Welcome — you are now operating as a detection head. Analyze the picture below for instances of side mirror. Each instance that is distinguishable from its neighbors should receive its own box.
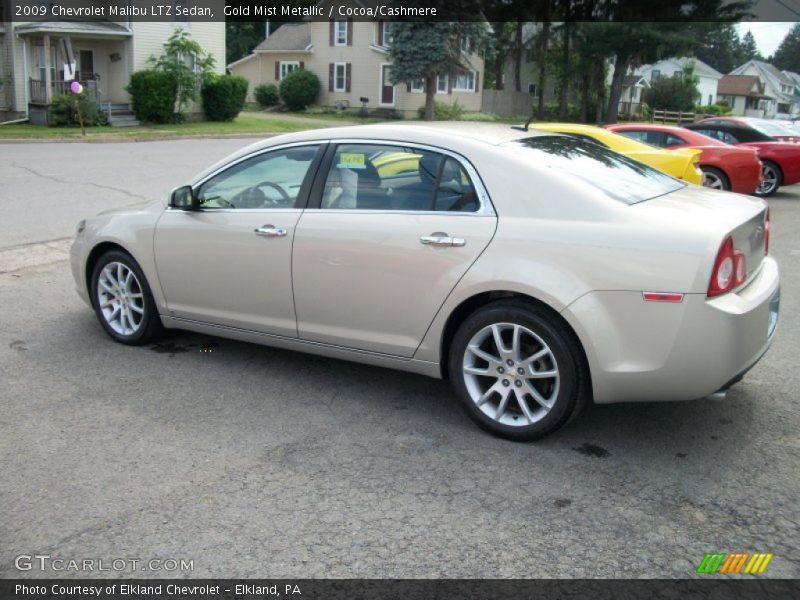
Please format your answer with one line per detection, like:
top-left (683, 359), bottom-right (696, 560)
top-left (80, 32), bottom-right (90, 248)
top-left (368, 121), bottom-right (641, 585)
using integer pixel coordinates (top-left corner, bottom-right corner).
top-left (170, 185), bottom-right (197, 210)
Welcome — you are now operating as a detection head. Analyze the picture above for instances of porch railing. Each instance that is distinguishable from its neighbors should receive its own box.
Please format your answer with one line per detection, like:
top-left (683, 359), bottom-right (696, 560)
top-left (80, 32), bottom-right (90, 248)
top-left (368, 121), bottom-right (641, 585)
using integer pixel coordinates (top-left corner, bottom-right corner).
top-left (29, 79), bottom-right (101, 105)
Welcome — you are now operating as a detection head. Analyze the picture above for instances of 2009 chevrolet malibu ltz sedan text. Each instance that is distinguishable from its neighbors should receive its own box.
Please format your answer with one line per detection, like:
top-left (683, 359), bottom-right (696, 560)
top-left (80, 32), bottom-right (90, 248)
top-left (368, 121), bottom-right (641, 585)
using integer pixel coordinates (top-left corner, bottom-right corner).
top-left (70, 123), bottom-right (780, 441)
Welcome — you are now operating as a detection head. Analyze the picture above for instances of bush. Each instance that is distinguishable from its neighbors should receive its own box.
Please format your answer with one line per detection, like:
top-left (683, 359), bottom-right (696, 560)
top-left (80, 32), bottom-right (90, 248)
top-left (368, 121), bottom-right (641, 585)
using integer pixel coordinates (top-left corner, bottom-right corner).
top-left (202, 74), bottom-right (248, 121)
top-left (254, 83), bottom-right (279, 108)
top-left (695, 103), bottom-right (732, 116)
top-left (48, 93), bottom-right (106, 127)
top-left (279, 69), bottom-right (320, 111)
top-left (126, 70), bottom-right (177, 123)
top-left (417, 100), bottom-right (464, 120)
top-left (647, 74), bottom-right (699, 112)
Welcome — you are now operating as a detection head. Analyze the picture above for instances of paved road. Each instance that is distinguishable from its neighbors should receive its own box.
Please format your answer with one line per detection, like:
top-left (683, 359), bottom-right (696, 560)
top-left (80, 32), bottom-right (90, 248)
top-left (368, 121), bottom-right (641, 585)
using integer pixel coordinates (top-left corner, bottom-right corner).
top-left (0, 140), bottom-right (798, 579)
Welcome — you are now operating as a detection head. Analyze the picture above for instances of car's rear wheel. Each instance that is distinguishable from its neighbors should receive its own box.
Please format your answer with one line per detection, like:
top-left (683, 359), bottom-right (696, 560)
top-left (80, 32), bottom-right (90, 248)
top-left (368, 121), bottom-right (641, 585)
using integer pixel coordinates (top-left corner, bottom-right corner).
top-left (701, 166), bottom-right (730, 191)
top-left (90, 250), bottom-right (162, 345)
top-left (756, 161), bottom-right (782, 197)
top-left (449, 301), bottom-right (585, 441)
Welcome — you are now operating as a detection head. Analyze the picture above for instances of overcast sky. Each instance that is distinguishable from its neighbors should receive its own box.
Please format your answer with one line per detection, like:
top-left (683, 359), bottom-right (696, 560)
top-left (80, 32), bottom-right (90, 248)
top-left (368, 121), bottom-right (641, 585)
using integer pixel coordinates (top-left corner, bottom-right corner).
top-left (736, 22), bottom-right (796, 57)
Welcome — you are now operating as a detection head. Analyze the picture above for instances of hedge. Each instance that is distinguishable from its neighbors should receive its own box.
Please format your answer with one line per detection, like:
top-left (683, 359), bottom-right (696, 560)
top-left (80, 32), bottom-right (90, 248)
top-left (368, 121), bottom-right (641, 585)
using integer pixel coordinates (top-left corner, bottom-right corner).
top-left (126, 70), bottom-right (177, 123)
top-left (202, 74), bottom-right (248, 121)
top-left (254, 83), bottom-right (279, 108)
top-left (279, 69), bottom-right (320, 111)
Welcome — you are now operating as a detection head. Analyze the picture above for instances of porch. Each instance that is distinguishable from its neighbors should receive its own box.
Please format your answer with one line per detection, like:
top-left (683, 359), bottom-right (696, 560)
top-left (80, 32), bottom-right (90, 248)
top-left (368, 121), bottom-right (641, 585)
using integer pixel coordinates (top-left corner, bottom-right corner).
top-left (15, 20), bottom-right (133, 123)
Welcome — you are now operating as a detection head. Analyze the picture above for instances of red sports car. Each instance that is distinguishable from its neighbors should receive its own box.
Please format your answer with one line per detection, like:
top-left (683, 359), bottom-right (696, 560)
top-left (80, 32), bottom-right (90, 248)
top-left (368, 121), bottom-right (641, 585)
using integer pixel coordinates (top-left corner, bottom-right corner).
top-left (607, 123), bottom-right (762, 194)
top-left (685, 117), bottom-right (800, 196)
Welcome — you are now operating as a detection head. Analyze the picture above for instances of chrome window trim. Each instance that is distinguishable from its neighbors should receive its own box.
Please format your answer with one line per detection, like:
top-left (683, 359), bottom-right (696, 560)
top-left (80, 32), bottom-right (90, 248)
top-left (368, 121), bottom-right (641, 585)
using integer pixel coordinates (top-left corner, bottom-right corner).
top-left (167, 138), bottom-right (495, 216)
top-left (317, 138), bottom-right (496, 216)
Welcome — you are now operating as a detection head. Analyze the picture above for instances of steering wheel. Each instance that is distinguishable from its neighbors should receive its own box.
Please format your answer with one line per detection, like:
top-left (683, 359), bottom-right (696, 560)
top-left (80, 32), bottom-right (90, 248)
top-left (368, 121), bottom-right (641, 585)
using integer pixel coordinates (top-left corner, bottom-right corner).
top-left (255, 181), bottom-right (291, 204)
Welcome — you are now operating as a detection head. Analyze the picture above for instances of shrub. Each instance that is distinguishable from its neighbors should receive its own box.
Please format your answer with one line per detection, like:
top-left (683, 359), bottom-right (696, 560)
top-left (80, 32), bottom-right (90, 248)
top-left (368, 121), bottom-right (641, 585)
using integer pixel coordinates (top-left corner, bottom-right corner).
top-left (254, 83), bottom-right (279, 108)
top-left (48, 93), bottom-right (106, 127)
top-left (126, 70), bottom-right (177, 123)
top-left (202, 74), bottom-right (248, 121)
top-left (647, 73), bottom-right (699, 112)
top-left (279, 69), bottom-right (320, 111)
top-left (416, 100), bottom-right (464, 120)
top-left (695, 103), bottom-right (732, 116)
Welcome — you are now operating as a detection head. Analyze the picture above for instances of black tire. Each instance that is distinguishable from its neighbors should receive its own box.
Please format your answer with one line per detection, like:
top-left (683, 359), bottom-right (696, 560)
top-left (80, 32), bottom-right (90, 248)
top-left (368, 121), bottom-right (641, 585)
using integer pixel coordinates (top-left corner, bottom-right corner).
top-left (90, 250), bottom-right (163, 345)
top-left (755, 160), bottom-right (782, 197)
top-left (448, 300), bottom-right (588, 442)
top-left (700, 166), bottom-right (730, 191)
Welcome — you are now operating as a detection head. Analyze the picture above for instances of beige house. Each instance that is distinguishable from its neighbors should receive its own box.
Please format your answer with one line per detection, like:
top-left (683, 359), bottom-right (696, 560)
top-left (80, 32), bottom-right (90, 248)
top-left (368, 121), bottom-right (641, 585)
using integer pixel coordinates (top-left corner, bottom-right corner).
top-left (0, 17), bottom-right (225, 124)
top-left (229, 10), bottom-right (484, 117)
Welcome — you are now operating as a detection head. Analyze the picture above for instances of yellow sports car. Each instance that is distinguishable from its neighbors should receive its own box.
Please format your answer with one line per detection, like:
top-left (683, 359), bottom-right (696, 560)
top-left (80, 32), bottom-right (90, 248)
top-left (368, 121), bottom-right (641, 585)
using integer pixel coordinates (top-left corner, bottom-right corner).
top-left (530, 123), bottom-right (704, 185)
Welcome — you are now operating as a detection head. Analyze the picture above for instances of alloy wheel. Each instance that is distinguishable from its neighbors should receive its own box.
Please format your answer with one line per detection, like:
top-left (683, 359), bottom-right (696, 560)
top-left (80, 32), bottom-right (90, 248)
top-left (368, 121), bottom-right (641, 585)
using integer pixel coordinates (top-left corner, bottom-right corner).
top-left (758, 165), bottom-right (778, 196)
top-left (702, 171), bottom-right (724, 190)
top-left (96, 261), bottom-right (145, 336)
top-left (462, 323), bottom-right (560, 427)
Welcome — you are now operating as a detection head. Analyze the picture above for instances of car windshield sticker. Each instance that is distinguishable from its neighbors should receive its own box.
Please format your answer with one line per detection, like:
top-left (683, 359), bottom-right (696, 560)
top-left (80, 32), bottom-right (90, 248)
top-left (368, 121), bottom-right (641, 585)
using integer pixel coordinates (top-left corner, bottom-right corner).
top-left (338, 153), bottom-right (366, 169)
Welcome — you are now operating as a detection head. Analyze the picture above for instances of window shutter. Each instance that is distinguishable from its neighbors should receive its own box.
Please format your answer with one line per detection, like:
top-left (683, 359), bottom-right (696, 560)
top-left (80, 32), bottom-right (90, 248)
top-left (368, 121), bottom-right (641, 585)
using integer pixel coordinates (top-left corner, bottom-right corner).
top-left (475, 71), bottom-right (480, 93)
top-left (345, 63), bottom-right (351, 93)
top-left (347, 20), bottom-right (353, 46)
top-left (377, 21), bottom-right (384, 46)
top-left (329, 63), bottom-right (334, 92)
top-left (275, 61), bottom-right (280, 81)
top-left (299, 61), bottom-right (304, 70)
top-left (329, 21), bottom-right (334, 46)
top-left (406, 82), bottom-right (411, 92)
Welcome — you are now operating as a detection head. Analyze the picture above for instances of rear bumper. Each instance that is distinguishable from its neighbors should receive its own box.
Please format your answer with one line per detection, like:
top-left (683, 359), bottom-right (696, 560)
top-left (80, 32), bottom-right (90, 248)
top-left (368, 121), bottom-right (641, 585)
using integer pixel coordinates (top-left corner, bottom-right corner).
top-left (563, 257), bottom-right (780, 404)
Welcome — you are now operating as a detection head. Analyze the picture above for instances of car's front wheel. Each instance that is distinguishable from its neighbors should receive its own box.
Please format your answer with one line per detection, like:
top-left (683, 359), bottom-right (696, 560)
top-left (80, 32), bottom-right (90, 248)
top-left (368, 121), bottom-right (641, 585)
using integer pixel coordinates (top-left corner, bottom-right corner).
top-left (756, 161), bottom-right (782, 197)
top-left (449, 301), bottom-right (586, 441)
top-left (90, 250), bottom-right (162, 345)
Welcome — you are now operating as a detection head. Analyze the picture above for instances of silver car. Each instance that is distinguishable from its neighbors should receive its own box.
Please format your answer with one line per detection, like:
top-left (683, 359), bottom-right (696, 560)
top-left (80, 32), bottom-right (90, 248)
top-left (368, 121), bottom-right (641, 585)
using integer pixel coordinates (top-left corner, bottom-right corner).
top-left (71, 123), bottom-right (780, 441)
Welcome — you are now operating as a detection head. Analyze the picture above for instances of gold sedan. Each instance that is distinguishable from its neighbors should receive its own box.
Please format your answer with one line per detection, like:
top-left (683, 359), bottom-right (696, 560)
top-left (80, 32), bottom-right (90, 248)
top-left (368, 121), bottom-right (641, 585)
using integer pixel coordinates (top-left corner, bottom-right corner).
top-left (531, 123), bottom-right (704, 184)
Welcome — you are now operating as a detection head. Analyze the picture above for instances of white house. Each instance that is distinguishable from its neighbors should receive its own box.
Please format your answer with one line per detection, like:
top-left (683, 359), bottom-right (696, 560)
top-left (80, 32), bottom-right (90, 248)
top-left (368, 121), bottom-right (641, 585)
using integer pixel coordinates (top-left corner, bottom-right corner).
top-left (729, 60), bottom-right (800, 118)
top-left (636, 57), bottom-right (723, 108)
top-left (0, 16), bottom-right (225, 124)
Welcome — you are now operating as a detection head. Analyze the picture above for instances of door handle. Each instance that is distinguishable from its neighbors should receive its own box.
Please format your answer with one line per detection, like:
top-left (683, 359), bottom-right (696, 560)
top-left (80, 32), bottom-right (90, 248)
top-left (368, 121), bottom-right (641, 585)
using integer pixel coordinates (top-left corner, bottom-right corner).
top-left (254, 225), bottom-right (287, 238)
top-left (420, 232), bottom-right (466, 247)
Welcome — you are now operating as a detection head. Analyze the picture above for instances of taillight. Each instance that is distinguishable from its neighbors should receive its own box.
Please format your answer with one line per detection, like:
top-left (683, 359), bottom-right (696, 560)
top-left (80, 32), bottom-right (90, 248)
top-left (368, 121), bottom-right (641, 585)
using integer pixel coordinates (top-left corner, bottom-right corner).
top-left (764, 208), bottom-right (770, 255)
top-left (708, 236), bottom-right (746, 297)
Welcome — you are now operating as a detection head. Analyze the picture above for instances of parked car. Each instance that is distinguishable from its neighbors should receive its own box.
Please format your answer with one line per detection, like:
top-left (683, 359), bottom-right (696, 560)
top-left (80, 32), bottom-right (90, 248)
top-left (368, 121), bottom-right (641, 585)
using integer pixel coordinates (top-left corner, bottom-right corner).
top-left (71, 123), bottom-right (779, 441)
top-left (530, 123), bottom-right (704, 184)
top-left (607, 123), bottom-right (762, 194)
top-left (685, 118), bottom-right (800, 196)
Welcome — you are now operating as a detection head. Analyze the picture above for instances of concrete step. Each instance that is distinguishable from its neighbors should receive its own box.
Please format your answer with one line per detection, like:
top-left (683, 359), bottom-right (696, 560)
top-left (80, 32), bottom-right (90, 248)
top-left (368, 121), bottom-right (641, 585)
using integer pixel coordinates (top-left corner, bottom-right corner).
top-left (108, 115), bottom-right (140, 127)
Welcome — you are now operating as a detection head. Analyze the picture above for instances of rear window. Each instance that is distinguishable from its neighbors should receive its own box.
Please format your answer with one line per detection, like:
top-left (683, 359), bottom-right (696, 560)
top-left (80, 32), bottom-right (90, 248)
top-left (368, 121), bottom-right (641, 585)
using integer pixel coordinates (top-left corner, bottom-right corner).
top-left (503, 136), bottom-right (685, 205)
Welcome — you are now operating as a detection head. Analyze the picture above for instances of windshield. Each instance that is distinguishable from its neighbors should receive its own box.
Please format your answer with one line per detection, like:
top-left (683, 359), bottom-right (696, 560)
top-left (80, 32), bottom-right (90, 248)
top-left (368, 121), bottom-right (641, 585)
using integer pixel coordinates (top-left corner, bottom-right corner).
top-left (503, 136), bottom-right (685, 205)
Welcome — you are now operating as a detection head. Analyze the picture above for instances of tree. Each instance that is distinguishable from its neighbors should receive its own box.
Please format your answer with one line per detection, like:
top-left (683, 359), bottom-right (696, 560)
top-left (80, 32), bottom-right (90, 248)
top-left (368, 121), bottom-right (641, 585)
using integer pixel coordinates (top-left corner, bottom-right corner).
top-left (388, 21), bottom-right (487, 120)
top-left (771, 23), bottom-right (800, 72)
top-left (695, 23), bottom-right (746, 73)
top-left (647, 63), bottom-right (701, 111)
top-left (740, 30), bottom-right (762, 61)
top-left (148, 29), bottom-right (215, 119)
top-left (226, 22), bottom-right (265, 65)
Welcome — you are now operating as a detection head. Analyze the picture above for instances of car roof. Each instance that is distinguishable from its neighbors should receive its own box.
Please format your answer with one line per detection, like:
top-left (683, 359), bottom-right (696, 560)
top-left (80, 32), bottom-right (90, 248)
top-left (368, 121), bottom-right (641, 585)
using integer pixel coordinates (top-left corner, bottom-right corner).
top-left (189, 122), bottom-right (557, 186)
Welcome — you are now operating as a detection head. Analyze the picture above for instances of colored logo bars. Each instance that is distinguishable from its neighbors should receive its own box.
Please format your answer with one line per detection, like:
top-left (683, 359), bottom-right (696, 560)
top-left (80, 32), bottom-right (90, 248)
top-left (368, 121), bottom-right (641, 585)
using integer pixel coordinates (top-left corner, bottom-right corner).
top-left (696, 552), bottom-right (774, 574)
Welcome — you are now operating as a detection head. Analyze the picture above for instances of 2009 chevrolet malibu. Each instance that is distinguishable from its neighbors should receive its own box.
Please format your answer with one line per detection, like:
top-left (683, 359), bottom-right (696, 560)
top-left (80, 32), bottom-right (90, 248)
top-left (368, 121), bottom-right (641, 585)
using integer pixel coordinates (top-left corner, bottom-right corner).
top-left (71, 123), bottom-right (780, 441)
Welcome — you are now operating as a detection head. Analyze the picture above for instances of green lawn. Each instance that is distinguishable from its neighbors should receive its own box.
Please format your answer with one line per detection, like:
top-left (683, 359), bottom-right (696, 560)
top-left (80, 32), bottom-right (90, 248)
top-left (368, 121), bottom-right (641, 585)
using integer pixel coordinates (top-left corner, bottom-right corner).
top-left (0, 115), bottom-right (326, 140)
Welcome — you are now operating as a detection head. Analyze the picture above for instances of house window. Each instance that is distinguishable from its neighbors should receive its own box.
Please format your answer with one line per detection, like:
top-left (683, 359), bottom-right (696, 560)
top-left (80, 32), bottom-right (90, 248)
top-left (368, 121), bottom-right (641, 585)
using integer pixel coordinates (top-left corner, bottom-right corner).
top-left (453, 70), bottom-right (476, 92)
top-left (525, 47), bottom-right (536, 63)
top-left (411, 80), bottom-right (424, 92)
top-left (381, 22), bottom-right (393, 47)
top-left (436, 74), bottom-right (449, 93)
top-left (460, 37), bottom-right (470, 54)
top-left (334, 63), bottom-right (347, 92)
top-left (335, 21), bottom-right (348, 45)
top-left (651, 69), bottom-right (661, 81)
top-left (528, 83), bottom-right (537, 96)
top-left (37, 45), bottom-right (57, 82)
top-left (673, 70), bottom-right (682, 78)
top-left (280, 61), bottom-right (300, 80)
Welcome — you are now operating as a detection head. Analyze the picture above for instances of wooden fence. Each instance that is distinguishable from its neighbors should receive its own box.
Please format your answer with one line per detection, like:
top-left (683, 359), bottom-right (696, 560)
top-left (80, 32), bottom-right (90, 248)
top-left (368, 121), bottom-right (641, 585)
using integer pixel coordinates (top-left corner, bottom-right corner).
top-left (481, 90), bottom-right (535, 118)
top-left (650, 109), bottom-right (696, 125)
